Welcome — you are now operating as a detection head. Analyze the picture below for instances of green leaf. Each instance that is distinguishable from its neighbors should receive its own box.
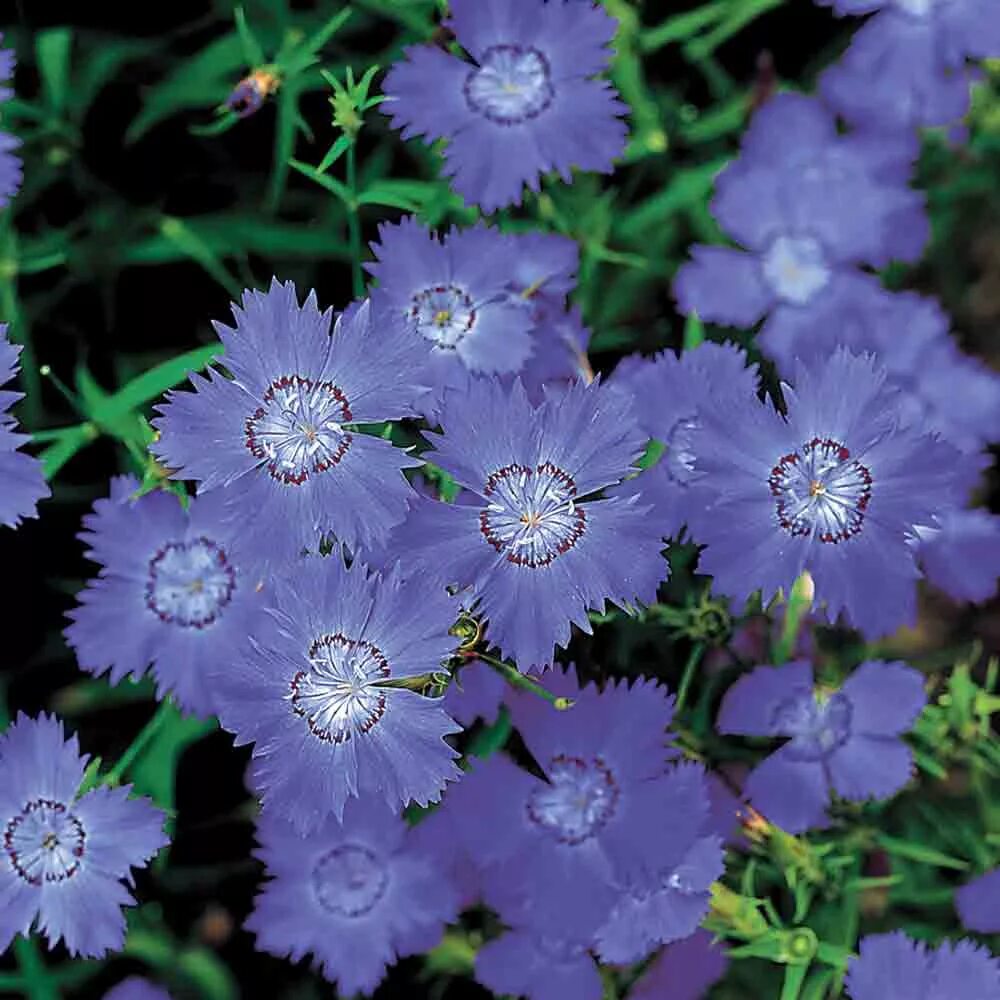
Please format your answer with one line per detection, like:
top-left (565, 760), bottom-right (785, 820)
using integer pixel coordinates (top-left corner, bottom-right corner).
top-left (234, 6), bottom-right (265, 66)
top-left (39, 424), bottom-right (97, 480)
top-left (290, 158), bottom-right (352, 204)
top-left (158, 216), bottom-right (242, 298)
top-left (683, 312), bottom-right (705, 350)
top-left (877, 833), bottom-right (970, 871)
top-left (618, 159), bottom-right (727, 240)
top-left (35, 29), bottom-right (73, 115)
top-left (281, 9), bottom-right (353, 77)
top-left (640, 1), bottom-right (728, 52)
top-left (129, 704), bottom-right (216, 811)
top-left (318, 133), bottom-right (353, 173)
top-left (466, 707), bottom-right (512, 759)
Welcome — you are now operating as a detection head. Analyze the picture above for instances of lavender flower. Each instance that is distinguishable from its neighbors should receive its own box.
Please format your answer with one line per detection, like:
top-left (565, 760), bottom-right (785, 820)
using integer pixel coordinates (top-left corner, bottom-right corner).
top-left (818, 0), bottom-right (1000, 132)
top-left (247, 799), bottom-right (458, 997)
top-left (674, 95), bottom-right (926, 352)
top-left (0, 714), bottom-right (168, 957)
top-left (475, 929), bottom-right (603, 1000)
top-left (630, 929), bottom-right (729, 1000)
top-left (444, 659), bottom-right (507, 727)
top-left (152, 281), bottom-right (426, 565)
top-left (405, 377), bottom-right (667, 669)
top-left (0, 326), bottom-right (49, 528)
top-left (718, 659), bottom-right (926, 833)
top-left (211, 554), bottom-right (461, 830)
top-left (366, 219), bottom-right (541, 382)
top-left (845, 932), bottom-right (1000, 1000)
top-left (103, 979), bottom-right (172, 1000)
top-left (65, 479), bottom-right (264, 716)
top-left (381, 0), bottom-right (627, 213)
top-left (612, 342), bottom-right (759, 537)
top-left (687, 349), bottom-right (963, 638)
top-left (957, 866), bottom-right (1000, 934)
top-left (448, 672), bottom-right (712, 938)
top-left (0, 36), bottom-right (22, 207)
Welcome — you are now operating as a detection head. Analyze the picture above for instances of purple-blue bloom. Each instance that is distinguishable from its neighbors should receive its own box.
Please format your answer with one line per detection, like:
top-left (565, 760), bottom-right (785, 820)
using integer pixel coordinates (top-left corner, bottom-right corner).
top-left (687, 349), bottom-right (964, 638)
top-left (475, 929), bottom-right (603, 1000)
top-left (630, 929), bottom-right (729, 1000)
top-left (404, 377), bottom-right (667, 670)
top-left (957, 866), bottom-right (1000, 934)
top-left (0, 326), bottom-right (49, 527)
top-left (674, 95), bottom-right (926, 351)
top-left (817, 0), bottom-right (1000, 131)
top-left (152, 280), bottom-right (426, 566)
top-left (444, 659), bottom-right (507, 727)
top-left (0, 36), bottom-right (22, 208)
top-left (65, 479), bottom-right (264, 717)
top-left (103, 979), bottom-right (172, 1000)
top-left (718, 659), bottom-right (926, 833)
top-left (246, 798), bottom-right (458, 997)
top-left (211, 554), bottom-right (462, 830)
top-left (845, 932), bottom-right (1000, 1000)
top-left (0, 714), bottom-right (168, 957)
top-left (381, 0), bottom-right (627, 213)
top-left (611, 342), bottom-right (759, 537)
top-left (448, 671), bottom-right (712, 938)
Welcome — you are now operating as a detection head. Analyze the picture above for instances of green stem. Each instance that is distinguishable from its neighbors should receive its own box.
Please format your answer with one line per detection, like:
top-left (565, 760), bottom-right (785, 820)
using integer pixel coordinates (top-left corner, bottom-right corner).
top-left (13, 936), bottom-right (58, 1000)
top-left (102, 701), bottom-right (173, 787)
top-left (675, 642), bottom-right (705, 714)
top-left (779, 962), bottom-right (808, 1000)
top-left (345, 142), bottom-right (364, 299)
top-left (773, 572), bottom-right (813, 665)
top-left (476, 653), bottom-right (574, 710)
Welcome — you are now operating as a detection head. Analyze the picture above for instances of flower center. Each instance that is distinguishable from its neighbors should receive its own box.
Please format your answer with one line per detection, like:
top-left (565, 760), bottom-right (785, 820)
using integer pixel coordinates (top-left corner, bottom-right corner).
top-left (245, 375), bottom-right (353, 486)
top-left (408, 284), bottom-right (477, 350)
top-left (464, 45), bottom-right (555, 126)
top-left (526, 755), bottom-right (619, 845)
top-left (288, 633), bottom-right (390, 744)
top-left (312, 844), bottom-right (388, 917)
top-left (479, 462), bottom-right (587, 569)
top-left (762, 236), bottom-right (831, 305)
top-left (772, 691), bottom-right (853, 761)
top-left (145, 537), bottom-right (236, 628)
top-left (4, 799), bottom-right (86, 886)
top-left (769, 437), bottom-right (873, 544)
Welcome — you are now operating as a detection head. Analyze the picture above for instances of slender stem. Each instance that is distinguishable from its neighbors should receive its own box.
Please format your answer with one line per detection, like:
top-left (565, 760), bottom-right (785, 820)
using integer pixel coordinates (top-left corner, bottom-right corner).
top-left (476, 653), bottom-right (573, 710)
top-left (345, 142), bottom-right (364, 300)
top-left (13, 936), bottom-right (58, 1000)
top-left (773, 572), bottom-right (814, 665)
top-left (675, 641), bottom-right (705, 714)
top-left (102, 701), bottom-right (173, 787)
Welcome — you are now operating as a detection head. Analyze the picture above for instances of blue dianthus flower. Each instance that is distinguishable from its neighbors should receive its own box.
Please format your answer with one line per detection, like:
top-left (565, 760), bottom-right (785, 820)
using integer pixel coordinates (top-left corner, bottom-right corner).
top-left (246, 799), bottom-right (458, 998)
top-left (444, 659), bottom-right (507, 727)
top-left (674, 96), bottom-right (926, 350)
top-left (957, 866), bottom-right (1000, 934)
top-left (152, 280), bottom-right (426, 566)
top-left (65, 478), bottom-right (264, 717)
top-left (915, 508), bottom-right (1000, 604)
top-left (718, 659), bottom-right (926, 833)
top-left (0, 36), bottom-right (22, 208)
top-left (687, 349), bottom-right (964, 637)
top-left (212, 555), bottom-right (462, 830)
top-left (818, 0), bottom-right (1000, 131)
top-left (611, 342), bottom-right (759, 538)
top-left (448, 671), bottom-right (716, 940)
top-left (0, 714), bottom-right (168, 957)
top-left (381, 0), bottom-right (627, 213)
top-left (845, 932), bottom-right (1000, 1000)
top-left (404, 377), bottom-right (667, 670)
top-left (0, 326), bottom-right (48, 527)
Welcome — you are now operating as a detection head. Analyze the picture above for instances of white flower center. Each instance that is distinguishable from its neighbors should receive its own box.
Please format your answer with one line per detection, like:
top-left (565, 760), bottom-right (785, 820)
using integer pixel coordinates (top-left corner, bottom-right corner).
top-left (408, 284), bottom-right (477, 350)
top-left (769, 437), bottom-right (873, 544)
top-left (245, 375), bottom-right (353, 486)
top-left (479, 462), bottom-right (587, 569)
top-left (289, 633), bottom-right (390, 744)
top-left (312, 844), bottom-right (388, 917)
top-left (464, 45), bottom-right (555, 126)
top-left (762, 235), bottom-right (831, 306)
top-left (526, 755), bottom-right (619, 845)
top-left (4, 799), bottom-right (86, 886)
top-left (145, 537), bottom-right (236, 628)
